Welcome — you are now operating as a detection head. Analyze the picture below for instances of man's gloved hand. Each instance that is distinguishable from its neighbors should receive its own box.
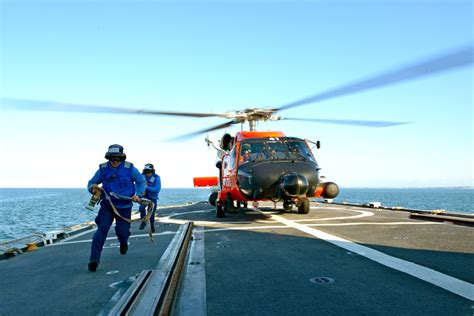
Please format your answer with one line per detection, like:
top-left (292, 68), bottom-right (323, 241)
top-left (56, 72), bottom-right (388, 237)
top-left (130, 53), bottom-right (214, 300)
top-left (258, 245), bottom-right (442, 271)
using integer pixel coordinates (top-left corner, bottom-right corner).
top-left (91, 184), bottom-right (100, 194)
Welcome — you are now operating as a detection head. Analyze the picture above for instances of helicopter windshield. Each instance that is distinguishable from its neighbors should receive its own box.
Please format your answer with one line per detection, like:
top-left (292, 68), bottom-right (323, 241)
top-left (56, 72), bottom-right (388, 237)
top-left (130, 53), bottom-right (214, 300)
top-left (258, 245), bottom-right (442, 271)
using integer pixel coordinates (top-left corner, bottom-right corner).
top-left (239, 137), bottom-right (316, 163)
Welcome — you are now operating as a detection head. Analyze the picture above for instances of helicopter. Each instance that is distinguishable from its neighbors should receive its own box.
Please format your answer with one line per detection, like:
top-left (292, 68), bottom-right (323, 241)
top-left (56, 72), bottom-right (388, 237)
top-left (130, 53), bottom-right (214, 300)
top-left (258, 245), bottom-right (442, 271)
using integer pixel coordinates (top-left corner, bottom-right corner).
top-left (1, 45), bottom-right (472, 218)
top-left (193, 125), bottom-right (341, 217)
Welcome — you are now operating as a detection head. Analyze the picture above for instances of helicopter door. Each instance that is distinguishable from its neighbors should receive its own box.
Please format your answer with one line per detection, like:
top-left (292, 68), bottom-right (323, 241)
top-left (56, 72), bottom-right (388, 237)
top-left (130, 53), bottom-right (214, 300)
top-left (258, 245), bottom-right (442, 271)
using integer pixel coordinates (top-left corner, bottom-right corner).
top-left (222, 148), bottom-right (236, 189)
top-left (221, 154), bottom-right (231, 189)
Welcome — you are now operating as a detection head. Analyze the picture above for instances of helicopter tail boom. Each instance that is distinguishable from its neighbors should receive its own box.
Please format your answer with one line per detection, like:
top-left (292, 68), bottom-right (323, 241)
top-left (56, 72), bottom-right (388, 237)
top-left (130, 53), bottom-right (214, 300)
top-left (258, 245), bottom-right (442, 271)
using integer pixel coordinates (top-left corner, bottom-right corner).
top-left (193, 177), bottom-right (219, 187)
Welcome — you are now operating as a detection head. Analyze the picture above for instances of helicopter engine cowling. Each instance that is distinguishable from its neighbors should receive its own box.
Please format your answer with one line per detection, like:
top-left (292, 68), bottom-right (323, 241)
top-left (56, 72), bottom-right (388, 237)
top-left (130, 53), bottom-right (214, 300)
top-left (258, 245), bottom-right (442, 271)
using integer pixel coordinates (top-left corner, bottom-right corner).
top-left (280, 173), bottom-right (309, 198)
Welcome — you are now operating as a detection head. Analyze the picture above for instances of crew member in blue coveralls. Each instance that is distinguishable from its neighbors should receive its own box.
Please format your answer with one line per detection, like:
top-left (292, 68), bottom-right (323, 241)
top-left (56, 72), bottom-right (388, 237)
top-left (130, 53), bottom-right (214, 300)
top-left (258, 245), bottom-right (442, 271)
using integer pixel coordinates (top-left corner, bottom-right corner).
top-left (138, 163), bottom-right (161, 233)
top-left (87, 144), bottom-right (146, 272)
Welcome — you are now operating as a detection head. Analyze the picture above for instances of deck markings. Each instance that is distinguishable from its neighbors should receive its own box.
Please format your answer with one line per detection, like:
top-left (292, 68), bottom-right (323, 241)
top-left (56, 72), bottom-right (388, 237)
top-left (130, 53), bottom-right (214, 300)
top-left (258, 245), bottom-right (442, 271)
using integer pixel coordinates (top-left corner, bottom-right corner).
top-left (306, 222), bottom-right (442, 227)
top-left (47, 231), bottom-right (177, 246)
top-left (159, 208), bottom-right (441, 233)
top-left (294, 209), bottom-right (374, 222)
top-left (159, 208), bottom-right (277, 227)
top-left (205, 225), bottom-right (291, 233)
top-left (266, 212), bottom-right (474, 301)
top-left (55, 227), bottom-right (97, 242)
top-left (203, 221), bottom-right (441, 233)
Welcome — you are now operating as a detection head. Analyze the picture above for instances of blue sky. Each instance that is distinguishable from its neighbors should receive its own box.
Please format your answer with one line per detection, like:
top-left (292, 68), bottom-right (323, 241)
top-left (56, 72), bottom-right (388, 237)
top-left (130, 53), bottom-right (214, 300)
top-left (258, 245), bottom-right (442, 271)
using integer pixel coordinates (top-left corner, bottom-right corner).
top-left (0, 0), bottom-right (472, 188)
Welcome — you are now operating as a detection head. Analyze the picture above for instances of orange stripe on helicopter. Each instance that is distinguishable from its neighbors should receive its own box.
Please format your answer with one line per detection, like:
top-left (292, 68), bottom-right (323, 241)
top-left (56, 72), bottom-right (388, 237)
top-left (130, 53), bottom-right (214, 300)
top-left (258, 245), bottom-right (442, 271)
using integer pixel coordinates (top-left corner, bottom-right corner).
top-left (235, 131), bottom-right (286, 142)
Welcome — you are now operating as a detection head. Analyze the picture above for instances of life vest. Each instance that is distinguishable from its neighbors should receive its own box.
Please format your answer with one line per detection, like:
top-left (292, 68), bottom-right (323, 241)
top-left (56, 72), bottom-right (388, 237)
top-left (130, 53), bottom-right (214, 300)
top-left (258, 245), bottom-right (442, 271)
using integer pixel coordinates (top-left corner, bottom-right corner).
top-left (99, 161), bottom-right (135, 207)
top-left (144, 173), bottom-right (160, 200)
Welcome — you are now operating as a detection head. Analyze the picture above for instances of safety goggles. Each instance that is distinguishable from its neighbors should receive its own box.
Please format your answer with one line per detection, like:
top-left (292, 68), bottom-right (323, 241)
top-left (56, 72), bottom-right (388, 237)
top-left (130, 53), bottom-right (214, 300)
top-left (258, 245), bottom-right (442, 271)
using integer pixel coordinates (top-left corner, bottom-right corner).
top-left (108, 157), bottom-right (121, 162)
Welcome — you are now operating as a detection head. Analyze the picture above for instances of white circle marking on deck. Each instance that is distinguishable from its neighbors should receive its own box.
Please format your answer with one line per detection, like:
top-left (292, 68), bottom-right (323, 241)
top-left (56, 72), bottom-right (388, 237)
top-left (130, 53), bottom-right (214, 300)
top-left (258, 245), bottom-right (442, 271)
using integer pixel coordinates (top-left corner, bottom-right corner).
top-left (294, 208), bottom-right (374, 222)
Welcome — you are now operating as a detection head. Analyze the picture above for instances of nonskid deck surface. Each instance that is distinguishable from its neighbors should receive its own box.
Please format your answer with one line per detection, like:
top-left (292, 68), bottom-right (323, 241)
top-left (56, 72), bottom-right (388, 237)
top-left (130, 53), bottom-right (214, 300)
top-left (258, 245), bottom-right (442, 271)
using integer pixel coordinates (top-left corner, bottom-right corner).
top-left (1, 201), bottom-right (473, 315)
top-left (0, 215), bottom-right (181, 315)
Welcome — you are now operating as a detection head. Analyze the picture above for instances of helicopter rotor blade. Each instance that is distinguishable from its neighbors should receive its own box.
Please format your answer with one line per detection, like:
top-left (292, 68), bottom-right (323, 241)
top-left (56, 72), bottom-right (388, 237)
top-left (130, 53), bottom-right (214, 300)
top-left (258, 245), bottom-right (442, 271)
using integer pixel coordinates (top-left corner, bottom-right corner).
top-left (0, 98), bottom-right (226, 118)
top-left (167, 120), bottom-right (236, 141)
top-left (284, 117), bottom-right (410, 127)
top-left (276, 45), bottom-right (473, 111)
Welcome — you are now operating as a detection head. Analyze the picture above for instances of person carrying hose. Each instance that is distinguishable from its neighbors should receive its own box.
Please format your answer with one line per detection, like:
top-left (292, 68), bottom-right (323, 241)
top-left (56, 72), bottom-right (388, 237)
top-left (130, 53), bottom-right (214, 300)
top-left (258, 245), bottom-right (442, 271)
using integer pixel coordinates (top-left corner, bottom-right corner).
top-left (139, 163), bottom-right (161, 233)
top-left (86, 144), bottom-right (146, 272)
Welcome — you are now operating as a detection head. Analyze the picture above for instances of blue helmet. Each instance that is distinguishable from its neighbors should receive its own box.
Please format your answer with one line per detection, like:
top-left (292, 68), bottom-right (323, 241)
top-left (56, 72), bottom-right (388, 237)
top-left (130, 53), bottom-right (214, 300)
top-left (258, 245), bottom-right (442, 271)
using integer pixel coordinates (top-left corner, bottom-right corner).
top-left (105, 144), bottom-right (126, 160)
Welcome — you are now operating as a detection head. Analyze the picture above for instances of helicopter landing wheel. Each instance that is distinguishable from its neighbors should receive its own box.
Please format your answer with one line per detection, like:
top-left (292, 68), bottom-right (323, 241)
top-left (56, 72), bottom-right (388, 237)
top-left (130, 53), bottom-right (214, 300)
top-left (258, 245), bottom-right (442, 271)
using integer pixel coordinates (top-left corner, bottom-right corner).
top-left (283, 201), bottom-right (293, 211)
top-left (224, 196), bottom-right (237, 214)
top-left (298, 198), bottom-right (310, 214)
top-left (208, 191), bottom-right (218, 207)
top-left (236, 201), bottom-right (248, 210)
top-left (216, 203), bottom-right (225, 218)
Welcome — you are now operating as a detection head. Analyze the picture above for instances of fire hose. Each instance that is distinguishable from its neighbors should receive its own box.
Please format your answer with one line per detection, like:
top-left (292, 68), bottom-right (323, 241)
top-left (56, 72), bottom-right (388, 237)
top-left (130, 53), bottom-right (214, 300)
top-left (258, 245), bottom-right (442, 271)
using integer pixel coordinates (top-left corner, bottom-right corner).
top-left (87, 187), bottom-right (156, 243)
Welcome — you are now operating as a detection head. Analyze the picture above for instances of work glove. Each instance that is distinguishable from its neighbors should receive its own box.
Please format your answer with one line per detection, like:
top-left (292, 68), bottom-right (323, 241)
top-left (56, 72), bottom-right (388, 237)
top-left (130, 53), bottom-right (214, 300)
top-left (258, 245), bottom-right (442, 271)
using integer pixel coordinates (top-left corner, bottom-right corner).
top-left (90, 184), bottom-right (100, 194)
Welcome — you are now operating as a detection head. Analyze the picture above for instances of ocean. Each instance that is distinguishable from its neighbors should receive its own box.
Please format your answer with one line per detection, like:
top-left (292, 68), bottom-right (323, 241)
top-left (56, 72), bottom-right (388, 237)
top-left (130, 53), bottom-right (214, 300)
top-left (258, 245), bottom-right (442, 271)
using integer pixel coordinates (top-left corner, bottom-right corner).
top-left (0, 188), bottom-right (472, 242)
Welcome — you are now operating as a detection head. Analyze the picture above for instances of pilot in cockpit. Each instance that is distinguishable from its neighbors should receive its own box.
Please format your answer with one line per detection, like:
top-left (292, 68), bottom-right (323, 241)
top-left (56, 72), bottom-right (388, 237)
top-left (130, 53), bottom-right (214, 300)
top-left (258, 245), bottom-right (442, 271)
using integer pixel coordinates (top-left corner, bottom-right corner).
top-left (240, 144), bottom-right (252, 163)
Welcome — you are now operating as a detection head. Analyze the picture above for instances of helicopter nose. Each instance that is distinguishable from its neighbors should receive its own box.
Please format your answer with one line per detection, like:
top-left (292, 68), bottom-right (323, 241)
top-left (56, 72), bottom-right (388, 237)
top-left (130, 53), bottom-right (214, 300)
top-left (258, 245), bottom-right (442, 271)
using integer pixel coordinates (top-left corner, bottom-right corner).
top-left (280, 173), bottom-right (309, 197)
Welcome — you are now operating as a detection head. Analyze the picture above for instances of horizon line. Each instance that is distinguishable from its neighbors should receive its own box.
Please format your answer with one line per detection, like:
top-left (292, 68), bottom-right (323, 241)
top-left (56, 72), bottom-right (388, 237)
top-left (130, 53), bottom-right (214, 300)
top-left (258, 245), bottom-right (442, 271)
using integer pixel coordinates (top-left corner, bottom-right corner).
top-left (0, 186), bottom-right (472, 190)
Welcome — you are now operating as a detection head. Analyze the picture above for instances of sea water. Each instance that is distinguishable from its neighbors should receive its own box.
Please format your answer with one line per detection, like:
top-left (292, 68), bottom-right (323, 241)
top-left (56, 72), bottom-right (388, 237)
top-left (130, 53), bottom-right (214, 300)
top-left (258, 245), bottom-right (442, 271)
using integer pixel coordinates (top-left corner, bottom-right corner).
top-left (0, 188), bottom-right (209, 242)
top-left (0, 188), bottom-right (472, 242)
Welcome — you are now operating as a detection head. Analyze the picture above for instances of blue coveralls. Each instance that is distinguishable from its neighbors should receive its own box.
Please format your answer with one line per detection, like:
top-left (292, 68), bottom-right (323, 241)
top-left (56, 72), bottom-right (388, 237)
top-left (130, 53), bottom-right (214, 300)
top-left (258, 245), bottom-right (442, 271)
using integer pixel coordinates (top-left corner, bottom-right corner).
top-left (87, 161), bottom-right (146, 263)
top-left (139, 173), bottom-right (161, 225)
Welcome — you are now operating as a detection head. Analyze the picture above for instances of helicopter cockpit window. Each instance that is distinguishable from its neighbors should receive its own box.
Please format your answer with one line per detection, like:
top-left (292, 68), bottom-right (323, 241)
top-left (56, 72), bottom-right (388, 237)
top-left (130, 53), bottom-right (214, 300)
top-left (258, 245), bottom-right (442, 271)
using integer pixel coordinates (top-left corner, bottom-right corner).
top-left (265, 142), bottom-right (288, 160)
top-left (240, 144), bottom-right (252, 163)
top-left (239, 138), bottom-right (316, 163)
top-left (286, 140), bottom-right (316, 162)
top-left (239, 142), bottom-right (265, 163)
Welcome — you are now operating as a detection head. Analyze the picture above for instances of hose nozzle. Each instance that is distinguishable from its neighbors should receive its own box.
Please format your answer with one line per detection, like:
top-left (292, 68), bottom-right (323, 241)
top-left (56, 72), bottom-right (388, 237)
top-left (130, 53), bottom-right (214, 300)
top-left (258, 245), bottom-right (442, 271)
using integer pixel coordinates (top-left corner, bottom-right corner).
top-left (86, 190), bottom-right (101, 210)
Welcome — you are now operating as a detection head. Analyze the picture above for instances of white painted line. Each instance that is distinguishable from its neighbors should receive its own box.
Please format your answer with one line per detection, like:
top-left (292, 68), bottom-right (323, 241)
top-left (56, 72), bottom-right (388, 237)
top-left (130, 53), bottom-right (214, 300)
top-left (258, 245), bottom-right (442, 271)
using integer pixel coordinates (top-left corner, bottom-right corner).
top-left (205, 225), bottom-right (291, 233)
top-left (47, 231), bottom-right (177, 246)
top-left (164, 210), bottom-right (214, 218)
top-left (159, 218), bottom-right (189, 225)
top-left (50, 227), bottom-right (97, 244)
top-left (310, 205), bottom-right (367, 210)
top-left (295, 209), bottom-right (374, 222)
top-left (306, 222), bottom-right (443, 227)
top-left (158, 210), bottom-right (213, 225)
top-left (159, 208), bottom-right (278, 227)
top-left (155, 202), bottom-right (202, 209)
top-left (268, 213), bottom-right (474, 301)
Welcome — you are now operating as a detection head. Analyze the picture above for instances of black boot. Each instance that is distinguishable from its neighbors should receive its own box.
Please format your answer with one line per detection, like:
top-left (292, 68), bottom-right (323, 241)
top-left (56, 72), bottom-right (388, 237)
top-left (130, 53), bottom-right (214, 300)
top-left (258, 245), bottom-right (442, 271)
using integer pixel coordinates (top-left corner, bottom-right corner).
top-left (120, 243), bottom-right (128, 255)
top-left (88, 260), bottom-right (99, 272)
